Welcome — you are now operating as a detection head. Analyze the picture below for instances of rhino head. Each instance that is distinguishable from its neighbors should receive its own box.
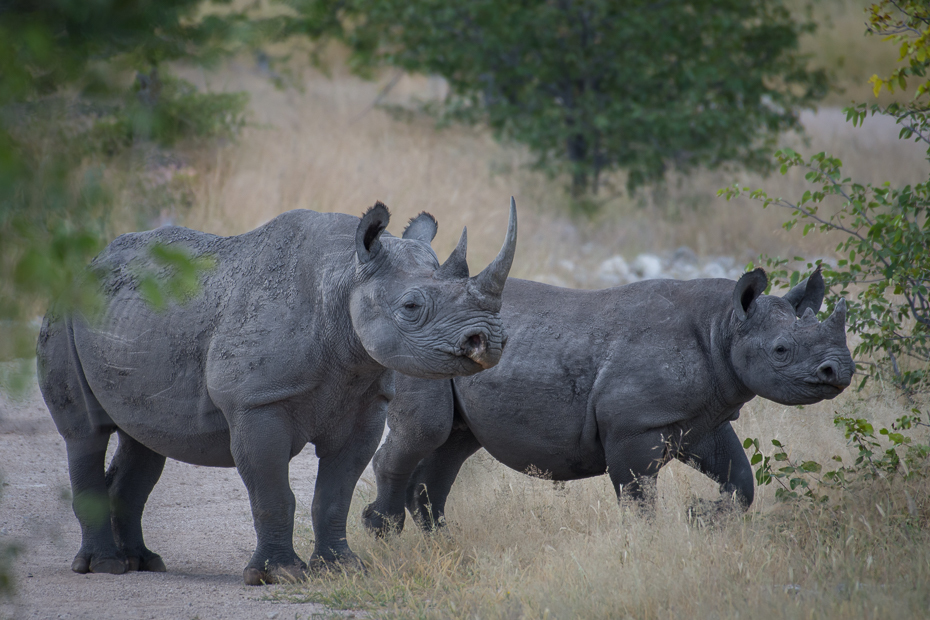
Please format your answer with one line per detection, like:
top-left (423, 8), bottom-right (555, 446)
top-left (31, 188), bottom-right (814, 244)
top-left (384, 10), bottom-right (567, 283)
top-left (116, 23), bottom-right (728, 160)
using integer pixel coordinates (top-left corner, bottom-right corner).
top-left (730, 267), bottom-right (855, 405)
top-left (349, 198), bottom-right (517, 379)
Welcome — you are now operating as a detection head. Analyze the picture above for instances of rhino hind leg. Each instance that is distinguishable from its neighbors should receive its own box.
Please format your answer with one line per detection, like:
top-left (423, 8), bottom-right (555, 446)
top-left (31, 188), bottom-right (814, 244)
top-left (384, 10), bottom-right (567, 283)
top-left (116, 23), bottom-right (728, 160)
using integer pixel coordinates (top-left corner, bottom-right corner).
top-left (39, 317), bottom-right (126, 574)
top-left (64, 432), bottom-right (127, 575)
top-left (405, 425), bottom-right (482, 532)
top-left (105, 430), bottom-right (167, 572)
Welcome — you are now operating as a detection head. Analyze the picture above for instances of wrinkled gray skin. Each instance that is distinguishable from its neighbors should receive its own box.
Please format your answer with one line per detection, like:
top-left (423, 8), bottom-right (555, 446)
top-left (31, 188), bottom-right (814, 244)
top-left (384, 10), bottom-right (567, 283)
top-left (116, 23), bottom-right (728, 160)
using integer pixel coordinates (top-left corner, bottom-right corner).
top-left (37, 200), bottom-right (518, 585)
top-left (362, 267), bottom-right (855, 535)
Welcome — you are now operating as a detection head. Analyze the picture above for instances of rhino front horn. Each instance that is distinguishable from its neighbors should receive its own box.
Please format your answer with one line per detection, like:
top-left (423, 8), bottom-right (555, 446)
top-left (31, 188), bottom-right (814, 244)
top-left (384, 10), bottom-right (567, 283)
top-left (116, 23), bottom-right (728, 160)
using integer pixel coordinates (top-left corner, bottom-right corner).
top-left (472, 197), bottom-right (518, 298)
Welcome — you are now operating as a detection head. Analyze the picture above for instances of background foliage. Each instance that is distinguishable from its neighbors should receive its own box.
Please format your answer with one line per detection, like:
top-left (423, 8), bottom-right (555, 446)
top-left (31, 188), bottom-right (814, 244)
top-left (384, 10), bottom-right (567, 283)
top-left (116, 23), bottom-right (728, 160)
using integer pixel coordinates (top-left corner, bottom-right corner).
top-left (723, 0), bottom-right (930, 513)
top-left (0, 0), bottom-right (259, 362)
top-left (282, 0), bottom-right (829, 198)
top-left (722, 0), bottom-right (930, 393)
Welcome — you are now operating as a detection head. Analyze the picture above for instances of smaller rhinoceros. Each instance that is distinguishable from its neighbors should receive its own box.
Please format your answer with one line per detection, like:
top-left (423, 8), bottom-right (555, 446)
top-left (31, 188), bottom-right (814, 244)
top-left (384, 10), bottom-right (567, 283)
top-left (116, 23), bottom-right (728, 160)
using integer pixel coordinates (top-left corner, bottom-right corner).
top-left (37, 199), bottom-right (517, 584)
top-left (362, 267), bottom-right (854, 534)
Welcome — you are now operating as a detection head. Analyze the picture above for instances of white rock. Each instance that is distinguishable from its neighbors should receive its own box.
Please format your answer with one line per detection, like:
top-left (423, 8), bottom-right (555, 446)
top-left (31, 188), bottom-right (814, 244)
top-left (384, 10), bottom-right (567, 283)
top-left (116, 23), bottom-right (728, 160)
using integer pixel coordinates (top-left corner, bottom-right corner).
top-left (672, 246), bottom-right (698, 266)
top-left (669, 263), bottom-right (701, 281)
top-left (702, 261), bottom-right (727, 279)
top-left (535, 274), bottom-right (569, 288)
top-left (597, 255), bottom-right (630, 285)
top-left (632, 254), bottom-right (663, 280)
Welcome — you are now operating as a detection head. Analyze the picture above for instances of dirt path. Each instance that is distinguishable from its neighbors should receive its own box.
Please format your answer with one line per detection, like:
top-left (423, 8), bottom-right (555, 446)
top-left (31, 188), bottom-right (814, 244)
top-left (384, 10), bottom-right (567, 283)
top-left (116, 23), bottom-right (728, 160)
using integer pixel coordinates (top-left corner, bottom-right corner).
top-left (0, 381), bottom-right (355, 620)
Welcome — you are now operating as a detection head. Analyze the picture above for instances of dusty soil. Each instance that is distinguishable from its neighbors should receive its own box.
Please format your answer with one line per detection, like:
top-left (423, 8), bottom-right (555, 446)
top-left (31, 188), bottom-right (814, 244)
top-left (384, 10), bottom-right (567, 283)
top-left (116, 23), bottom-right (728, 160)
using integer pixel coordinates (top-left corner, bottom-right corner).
top-left (0, 381), bottom-right (358, 620)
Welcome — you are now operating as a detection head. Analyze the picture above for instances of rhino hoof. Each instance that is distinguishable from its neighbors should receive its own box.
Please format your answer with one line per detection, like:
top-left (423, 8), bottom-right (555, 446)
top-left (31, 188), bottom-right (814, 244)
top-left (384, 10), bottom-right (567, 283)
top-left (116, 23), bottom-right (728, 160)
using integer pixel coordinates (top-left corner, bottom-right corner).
top-left (243, 567), bottom-right (267, 586)
top-left (86, 556), bottom-right (128, 575)
top-left (361, 504), bottom-right (401, 538)
top-left (71, 556), bottom-right (90, 574)
top-left (308, 553), bottom-right (366, 575)
top-left (127, 553), bottom-right (166, 573)
top-left (243, 561), bottom-right (307, 586)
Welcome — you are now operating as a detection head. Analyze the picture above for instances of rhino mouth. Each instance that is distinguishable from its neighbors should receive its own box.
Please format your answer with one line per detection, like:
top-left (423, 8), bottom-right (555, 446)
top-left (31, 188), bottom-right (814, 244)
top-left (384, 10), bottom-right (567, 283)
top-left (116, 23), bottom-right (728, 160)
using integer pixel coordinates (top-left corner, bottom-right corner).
top-left (803, 380), bottom-right (848, 397)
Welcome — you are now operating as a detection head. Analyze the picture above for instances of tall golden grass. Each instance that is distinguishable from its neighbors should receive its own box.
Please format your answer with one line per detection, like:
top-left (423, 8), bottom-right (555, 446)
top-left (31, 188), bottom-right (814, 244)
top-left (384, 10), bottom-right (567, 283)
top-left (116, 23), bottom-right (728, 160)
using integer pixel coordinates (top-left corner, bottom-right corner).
top-left (273, 390), bottom-right (930, 619)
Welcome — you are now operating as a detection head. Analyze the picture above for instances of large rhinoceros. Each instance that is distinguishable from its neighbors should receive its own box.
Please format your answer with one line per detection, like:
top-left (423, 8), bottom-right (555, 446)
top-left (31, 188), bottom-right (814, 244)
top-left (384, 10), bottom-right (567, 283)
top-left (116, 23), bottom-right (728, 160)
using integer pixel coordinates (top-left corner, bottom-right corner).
top-left (37, 199), bottom-right (517, 585)
top-left (362, 267), bottom-right (855, 534)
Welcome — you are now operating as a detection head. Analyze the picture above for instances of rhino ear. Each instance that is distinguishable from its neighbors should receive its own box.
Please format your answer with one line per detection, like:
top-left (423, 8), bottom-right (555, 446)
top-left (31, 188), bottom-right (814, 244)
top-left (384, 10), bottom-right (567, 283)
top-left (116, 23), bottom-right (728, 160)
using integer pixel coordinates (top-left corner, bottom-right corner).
top-left (402, 212), bottom-right (438, 243)
top-left (356, 201), bottom-right (390, 264)
top-left (733, 268), bottom-right (768, 322)
top-left (783, 265), bottom-right (824, 317)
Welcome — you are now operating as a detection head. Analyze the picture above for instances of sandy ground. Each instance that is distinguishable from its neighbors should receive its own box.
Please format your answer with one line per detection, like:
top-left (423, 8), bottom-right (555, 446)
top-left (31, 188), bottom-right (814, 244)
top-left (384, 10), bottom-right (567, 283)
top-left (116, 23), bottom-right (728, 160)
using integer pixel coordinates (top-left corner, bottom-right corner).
top-left (0, 380), bottom-right (359, 620)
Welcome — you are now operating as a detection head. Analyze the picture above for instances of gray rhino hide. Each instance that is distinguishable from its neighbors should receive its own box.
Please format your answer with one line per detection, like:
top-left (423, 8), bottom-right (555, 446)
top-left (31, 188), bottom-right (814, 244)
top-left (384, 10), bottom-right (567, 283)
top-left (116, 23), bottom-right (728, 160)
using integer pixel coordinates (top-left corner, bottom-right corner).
top-left (363, 268), bottom-right (854, 534)
top-left (37, 202), bottom-right (517, 584)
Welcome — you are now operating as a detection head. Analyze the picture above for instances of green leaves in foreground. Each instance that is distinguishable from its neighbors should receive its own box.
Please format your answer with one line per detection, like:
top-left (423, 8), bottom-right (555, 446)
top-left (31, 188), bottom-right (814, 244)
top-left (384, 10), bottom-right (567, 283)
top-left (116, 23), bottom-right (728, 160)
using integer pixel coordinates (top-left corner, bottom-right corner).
top-left (744, 409), bottom-right (930, 504)
top-left (135, 243), bottom-right (217, 312)
top-left (720, 143), bottom-right (930, 391)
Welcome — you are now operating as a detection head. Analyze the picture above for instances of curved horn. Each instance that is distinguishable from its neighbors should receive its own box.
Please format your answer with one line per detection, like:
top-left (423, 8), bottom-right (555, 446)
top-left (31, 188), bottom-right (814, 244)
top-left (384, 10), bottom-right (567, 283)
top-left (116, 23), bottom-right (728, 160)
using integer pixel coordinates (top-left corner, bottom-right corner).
top-left (436, 227), bottom-right (469, 279)
top-left (473, 196), bottom-right (518, 298)
top-left (824, 298), bottom-right (847, 329)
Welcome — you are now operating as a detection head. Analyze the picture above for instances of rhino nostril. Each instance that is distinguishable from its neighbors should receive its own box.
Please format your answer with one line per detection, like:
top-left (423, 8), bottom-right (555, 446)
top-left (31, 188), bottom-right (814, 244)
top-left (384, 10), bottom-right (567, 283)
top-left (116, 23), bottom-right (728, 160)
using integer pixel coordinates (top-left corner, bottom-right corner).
top-left (816, 360), bottom-right (845, 385)
top-left (460, 331), bottom-right (488, 356)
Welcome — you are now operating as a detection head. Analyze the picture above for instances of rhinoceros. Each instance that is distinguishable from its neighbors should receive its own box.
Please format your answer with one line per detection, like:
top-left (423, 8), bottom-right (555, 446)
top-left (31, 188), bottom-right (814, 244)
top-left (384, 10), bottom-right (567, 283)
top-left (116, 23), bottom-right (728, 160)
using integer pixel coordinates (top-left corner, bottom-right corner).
top-left (362, 267), bottom-right (855, 534)
top-left (37, 199), bottom-right (517, 584)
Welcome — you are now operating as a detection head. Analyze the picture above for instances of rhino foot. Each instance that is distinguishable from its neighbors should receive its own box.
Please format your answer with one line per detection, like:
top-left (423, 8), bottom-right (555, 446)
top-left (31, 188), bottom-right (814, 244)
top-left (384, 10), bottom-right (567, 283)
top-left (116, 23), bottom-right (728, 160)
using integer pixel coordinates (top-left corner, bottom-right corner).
top-left (72, 554), bottom-right (128, 575)
top-left (126, 552), bottom-right (167, 573)
top-left (361, 504), bottom-right (403, 538)
top-left (686, 497), bottom-right (741, 525)
top-left (243, 559), bottom-right (308, 586)
top-left (308, 551), bottom-right (366, 575)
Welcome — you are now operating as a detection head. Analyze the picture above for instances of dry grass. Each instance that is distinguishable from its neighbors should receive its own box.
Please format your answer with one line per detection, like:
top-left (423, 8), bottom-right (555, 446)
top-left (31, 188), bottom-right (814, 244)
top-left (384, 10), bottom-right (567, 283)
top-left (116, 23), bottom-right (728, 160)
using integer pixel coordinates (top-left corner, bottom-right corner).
top-left (276, 389), bottom-right (930, 620)
top-left (87, 10), bottom-right (928, 617)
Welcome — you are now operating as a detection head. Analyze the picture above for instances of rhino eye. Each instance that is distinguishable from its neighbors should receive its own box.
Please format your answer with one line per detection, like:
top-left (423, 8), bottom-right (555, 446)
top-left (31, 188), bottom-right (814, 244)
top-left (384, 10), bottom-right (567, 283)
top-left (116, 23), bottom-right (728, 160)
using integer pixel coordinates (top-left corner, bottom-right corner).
top-left (404, 302), bottom-right (421, 311)
top-left (772, 343), bottom-right (791, 359)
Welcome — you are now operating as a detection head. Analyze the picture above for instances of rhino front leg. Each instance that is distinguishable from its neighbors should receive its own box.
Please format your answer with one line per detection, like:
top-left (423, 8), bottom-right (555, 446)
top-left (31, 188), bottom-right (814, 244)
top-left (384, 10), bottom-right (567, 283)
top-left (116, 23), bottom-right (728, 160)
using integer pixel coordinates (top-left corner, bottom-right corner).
top-left (602, 429), bottom-right (667, 506)
top-left (106, 430), bottom-right (167, 572)
top-left (231, 409), bottom-right (306, 586)
top-left (363, 378), bottom-right (455, 537)
top-left (678, 422), bottom-right (754, 509)
top-left (405, 425), bottom-right (482, 531)
top-left (310, 413), bottom-right (384, 571)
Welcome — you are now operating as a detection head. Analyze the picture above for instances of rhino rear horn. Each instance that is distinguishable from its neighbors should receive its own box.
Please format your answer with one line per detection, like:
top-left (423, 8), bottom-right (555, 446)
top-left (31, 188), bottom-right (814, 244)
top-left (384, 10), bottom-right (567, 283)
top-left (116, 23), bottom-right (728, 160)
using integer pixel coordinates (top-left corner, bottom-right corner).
top-left (402, 212), bottom-right (438, 243)
top-left (357, 201), bottom-right (390, 264)
top-left (784, 265), bottom-right (825, 317)
top-left (472, 197), bottom-right (518, 298)
top-left (733, 268), bottom-right (767, 322)
top-left (437, 227), bottom-right (469, 279)
top-left (824, 298), bottom-right (847, 330)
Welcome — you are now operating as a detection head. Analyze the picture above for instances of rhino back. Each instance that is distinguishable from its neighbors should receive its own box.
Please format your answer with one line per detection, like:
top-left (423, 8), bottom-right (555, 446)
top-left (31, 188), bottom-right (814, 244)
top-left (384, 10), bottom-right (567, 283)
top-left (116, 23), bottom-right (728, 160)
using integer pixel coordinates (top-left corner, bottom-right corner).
top-left (71, 210), bottom-right (363, 464)
top-left (455, 277), bottom-right (740, 479)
